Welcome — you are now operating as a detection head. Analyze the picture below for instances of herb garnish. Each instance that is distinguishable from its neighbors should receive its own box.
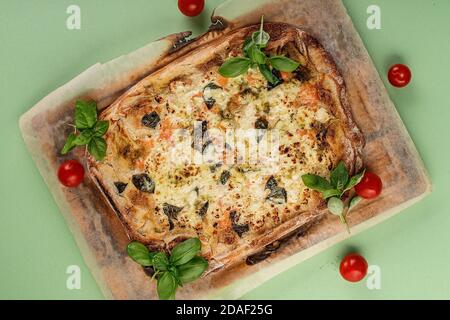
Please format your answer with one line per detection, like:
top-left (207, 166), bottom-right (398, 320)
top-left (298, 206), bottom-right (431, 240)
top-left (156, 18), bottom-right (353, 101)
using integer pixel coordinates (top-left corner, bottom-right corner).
top-left (127, 238), bottom-right (208, 300)
top-left (218, 16), bottom-right (300, 85)
top-left (61, 100), bottom-right (108, 161)
top-left (301, 161), bottom-right (365, 232)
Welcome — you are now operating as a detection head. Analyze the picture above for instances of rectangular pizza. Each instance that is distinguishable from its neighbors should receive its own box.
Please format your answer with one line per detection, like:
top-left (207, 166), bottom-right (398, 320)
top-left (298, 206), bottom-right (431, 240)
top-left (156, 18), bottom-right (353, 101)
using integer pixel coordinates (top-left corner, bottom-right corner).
top-left (87, 22), bottom-right (364, 271)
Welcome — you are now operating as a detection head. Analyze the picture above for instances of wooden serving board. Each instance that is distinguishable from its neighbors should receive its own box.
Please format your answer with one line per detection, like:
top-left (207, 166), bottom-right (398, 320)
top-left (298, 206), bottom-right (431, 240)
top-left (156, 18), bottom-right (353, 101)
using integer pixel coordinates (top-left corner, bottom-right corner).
top-left (19, 0), bottom-right (431, 299)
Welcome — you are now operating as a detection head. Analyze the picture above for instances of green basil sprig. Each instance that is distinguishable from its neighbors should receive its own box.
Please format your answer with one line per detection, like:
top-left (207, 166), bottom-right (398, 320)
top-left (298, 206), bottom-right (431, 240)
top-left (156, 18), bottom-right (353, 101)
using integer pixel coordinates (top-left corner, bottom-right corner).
top-left (126, 242), bottom-right (154, 266)
top-left (218, 16), bottom-right (300, 85)
top-left (301, 161), bottom-right (365, 232)
top-left (218, 57), bottom-right (251, 77)
top-left (61, 100), bottom-right (108, 161)
top-left (127, 238), bottom-right (208, 300)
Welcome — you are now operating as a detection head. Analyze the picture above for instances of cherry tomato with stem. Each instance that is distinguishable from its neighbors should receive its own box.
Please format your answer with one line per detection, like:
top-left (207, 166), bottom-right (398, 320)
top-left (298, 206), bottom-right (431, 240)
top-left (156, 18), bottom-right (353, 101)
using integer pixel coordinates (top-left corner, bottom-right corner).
top-left (355, 172), bottom-right (382, 200)
top-left (178, 0), bottom-right (205, 17)
top-left (388, 64), bottom-right (411, 88)
top-left (58, 159), bottom-right (85, 187)
top-left (339, 253), bottom-right (368, 282)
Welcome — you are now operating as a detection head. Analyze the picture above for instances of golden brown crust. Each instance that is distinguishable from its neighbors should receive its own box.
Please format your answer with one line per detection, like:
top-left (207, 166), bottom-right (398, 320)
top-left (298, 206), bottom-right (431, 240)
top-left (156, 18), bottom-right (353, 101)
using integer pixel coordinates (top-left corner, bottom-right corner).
top-left (87, 23), bottom-right (364, 269)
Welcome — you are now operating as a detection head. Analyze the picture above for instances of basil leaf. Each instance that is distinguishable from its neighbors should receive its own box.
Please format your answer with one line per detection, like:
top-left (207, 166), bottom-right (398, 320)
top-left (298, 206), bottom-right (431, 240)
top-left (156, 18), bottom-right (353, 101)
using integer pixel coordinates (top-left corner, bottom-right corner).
top-left (73, 129), bottom-right (94, 146)
top-left (75, 100), bottom-right (97, 129)
top-left (93, 120), bottom-right (109, 137)
top-left (157, 272), bottom-right (177, 300)
top-left (126, 242), bottom-right (153, 267)
top-left (252, 30), bottom-right (270, 47)
top-left (218, 57), bottom-right (251, 78)
top-left (322, 189), bottom-right (341, 199)
top-left (268, 56), bottom-right (300, 72)
top-left (349, 195), bottom-right (363, 210)
top-left (258, 64), bottom-right (279, 85)
top-left (178, 256), bottom-right (208, 284)
top-left (242, 38), bottom-right (253, 57)
top-left (88, 136), bottom-right (107, 161)
top-left (148, 252), bottom-right (157, 261)
top-left (343, 169), bottom-right (366, 193)
top-left (152, 252), bottom-right (169, 271)
top-left (330, 161), bottom-right (349, 191)
top-left (301, 174), bottom-right (332, 192)
top-left (248, 45), bottom-right (266, 65)
top-left (327, 197), bottom-right (344, 216)
top-left (168, 265), bottom-right (182, 286)
top-left (170, 238), bottom-right (201, 266)
top-left (252, 27), bottom-right (270, 48)
top-left (252, 15), bottom-right (270, 48)
top-left (61, 133), bottom-right (77, 154)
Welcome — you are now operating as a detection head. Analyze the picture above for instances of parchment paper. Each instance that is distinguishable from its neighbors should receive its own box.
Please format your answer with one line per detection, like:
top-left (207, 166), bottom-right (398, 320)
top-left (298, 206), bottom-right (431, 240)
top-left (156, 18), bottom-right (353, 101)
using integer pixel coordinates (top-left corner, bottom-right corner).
top-left (19, 0), bottom-right (431, 300)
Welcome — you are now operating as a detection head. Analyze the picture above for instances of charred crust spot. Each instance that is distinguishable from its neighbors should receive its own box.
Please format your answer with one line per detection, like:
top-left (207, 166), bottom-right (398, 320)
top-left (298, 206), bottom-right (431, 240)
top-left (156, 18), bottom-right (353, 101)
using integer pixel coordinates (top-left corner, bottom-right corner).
top-left (240, 86), bottom-right (259, 97)
top-left (182, 165), bottom-right (199, 178)
top-left (121, 145), bottom-right (143, 163)
top-left (221, 232), bottom-right (236, 245)
top-left (169, 32), bottom-right (194, 54)
top-left (294, 65), bottom-right (311, 82)
top-left (169, 75), bottom-right (192, 89)
top-left (312, 121), bottom-right (328, 148)
top-left (262, 23), bottom-right (285, 42)
top-left (318, 88), bottom-right (334, 108)
top-left (280, 146), bottom-right (290, 155)
top-left (255, 117), bottom-right (269, 130)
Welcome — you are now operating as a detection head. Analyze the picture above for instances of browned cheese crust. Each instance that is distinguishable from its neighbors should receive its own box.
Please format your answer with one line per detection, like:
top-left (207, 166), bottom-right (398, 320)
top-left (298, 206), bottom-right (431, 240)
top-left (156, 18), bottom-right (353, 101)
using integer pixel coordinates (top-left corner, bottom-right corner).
top-left (87, 23), bottom-right (364, 270)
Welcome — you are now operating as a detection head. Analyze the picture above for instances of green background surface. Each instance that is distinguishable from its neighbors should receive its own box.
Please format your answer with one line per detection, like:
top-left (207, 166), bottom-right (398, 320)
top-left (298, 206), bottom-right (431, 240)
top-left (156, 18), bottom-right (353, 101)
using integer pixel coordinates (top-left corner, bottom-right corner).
top-left (1, 0), bottom-right (449, 299)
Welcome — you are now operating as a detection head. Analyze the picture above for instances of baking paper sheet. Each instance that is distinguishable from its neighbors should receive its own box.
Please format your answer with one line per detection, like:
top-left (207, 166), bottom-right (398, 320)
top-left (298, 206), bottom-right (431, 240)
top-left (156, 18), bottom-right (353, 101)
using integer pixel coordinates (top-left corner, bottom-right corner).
top-left (19, 0), bottom-right (431, 299)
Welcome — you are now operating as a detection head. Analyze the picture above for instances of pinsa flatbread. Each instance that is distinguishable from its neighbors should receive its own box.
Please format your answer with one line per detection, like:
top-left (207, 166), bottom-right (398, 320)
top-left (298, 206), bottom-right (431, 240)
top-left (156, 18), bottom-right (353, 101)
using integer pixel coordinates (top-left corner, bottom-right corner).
top-left (87, 23), bottom-right (364, 270)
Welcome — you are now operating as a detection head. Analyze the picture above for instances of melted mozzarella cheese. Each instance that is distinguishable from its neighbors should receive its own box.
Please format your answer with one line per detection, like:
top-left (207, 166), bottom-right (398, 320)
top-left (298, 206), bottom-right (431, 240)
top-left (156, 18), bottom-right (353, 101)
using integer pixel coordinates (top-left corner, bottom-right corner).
top-left (103, 64), bottom-right (335, 249)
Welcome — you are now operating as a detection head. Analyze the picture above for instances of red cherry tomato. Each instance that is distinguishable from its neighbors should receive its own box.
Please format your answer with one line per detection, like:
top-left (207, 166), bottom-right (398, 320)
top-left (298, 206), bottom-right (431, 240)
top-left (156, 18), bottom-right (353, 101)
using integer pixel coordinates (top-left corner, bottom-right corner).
top-left (388, 64), bottom-right (411, 88)
top-left (339, 253), bottom-right (368, 282)
top-left (58, 160), bottom-right (85, 188)
top-left (355, 172), bottom-right (382, 199)
top-left (178, 0), bottom-right (205, 17)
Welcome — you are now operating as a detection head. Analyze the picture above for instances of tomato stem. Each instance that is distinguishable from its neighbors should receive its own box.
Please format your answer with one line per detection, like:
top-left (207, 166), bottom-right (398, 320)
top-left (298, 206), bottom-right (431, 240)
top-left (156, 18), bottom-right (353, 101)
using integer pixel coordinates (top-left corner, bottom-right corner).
top-left (340, 212), bottom-right (351, 234)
